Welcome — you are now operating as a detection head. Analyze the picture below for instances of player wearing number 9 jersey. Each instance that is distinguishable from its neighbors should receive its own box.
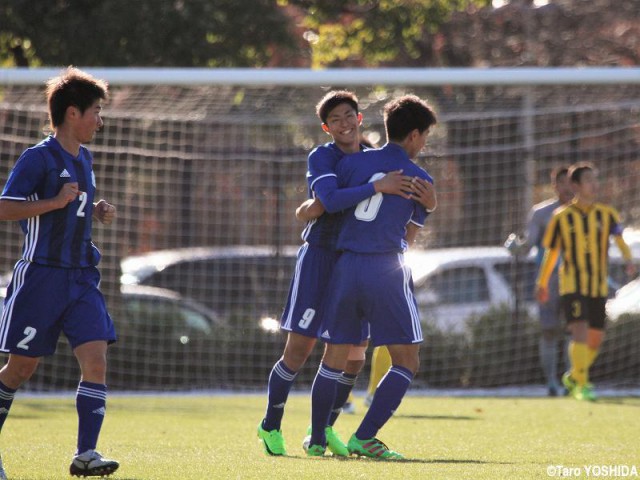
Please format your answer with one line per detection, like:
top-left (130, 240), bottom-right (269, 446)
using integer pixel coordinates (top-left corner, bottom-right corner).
top-left (307, 95), bottom-right (437, 459)
top-left (258, 91), bottom-right (418, 458)
top-left (0, 67), bottom-right (118, 478)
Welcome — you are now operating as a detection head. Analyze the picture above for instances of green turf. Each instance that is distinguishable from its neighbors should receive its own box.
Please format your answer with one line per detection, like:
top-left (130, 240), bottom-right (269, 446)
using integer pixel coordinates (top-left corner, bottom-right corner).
top-left (1, 394), bottom-right (639, 479)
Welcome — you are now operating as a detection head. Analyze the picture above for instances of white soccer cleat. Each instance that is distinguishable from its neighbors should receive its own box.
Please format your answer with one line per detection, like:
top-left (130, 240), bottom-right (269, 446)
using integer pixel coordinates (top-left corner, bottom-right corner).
top-left (342, 401), bottom-right (356, 414)
top-left (70, 449), bottom-right (119, 477)
top-left (0, 453), bottom-right (7, 480)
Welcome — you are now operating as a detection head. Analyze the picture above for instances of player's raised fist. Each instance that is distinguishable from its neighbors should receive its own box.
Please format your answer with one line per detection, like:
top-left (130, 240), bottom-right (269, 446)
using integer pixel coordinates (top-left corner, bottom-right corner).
top-left (57, 182), bottom-right (80, 208)
top-left (94, 199), bottom-right (116, 225)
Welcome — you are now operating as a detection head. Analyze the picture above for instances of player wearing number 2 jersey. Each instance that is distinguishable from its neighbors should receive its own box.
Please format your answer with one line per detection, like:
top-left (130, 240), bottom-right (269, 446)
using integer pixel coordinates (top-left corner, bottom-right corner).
top-left (0, 67), bottom-right (118, 478)
top-left (307, 95), bottom-right (437, 459)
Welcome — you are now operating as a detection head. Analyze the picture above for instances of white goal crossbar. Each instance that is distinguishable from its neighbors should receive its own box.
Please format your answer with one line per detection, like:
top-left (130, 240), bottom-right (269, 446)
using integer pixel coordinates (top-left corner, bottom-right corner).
top-left (1, 67), bottom-right (639, 86)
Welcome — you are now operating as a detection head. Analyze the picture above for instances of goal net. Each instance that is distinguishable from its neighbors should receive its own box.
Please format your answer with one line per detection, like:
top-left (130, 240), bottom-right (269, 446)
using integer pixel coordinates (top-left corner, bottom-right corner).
top-left (0, 68), bottom-right (639, 393)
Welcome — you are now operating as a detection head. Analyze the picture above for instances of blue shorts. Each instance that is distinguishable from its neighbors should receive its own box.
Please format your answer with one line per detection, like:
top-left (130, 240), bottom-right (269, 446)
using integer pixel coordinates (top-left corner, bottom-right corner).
top-left (320, 251), bottom-right (423, 347)
top-left (280, 244), bottom-right (340, 338)
top-left (0, 260), bottom-right (117, 357)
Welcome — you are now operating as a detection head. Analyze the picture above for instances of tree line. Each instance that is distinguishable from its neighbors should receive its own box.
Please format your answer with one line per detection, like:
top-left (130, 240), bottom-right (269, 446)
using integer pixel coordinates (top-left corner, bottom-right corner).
top-left (1, 0), bottom-right (638, 68)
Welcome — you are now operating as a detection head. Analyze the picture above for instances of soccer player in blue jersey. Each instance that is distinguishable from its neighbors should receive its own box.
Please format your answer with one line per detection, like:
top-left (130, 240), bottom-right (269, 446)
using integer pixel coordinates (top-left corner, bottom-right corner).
top-left (0, 67), bottom-right (119, 478)
top-left (257, 90), bottom-right (419, 457)
top-left (306, 94), bottom-right (437, 459)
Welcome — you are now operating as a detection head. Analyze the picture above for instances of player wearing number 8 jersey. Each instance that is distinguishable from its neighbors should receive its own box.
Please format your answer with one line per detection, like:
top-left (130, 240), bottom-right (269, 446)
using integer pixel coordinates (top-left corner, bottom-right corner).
top-left (307, 94), bottom-right (437, 459)
top-left (0, 67), bottom-right (118, 478)
top-left (257, 91), bottom-right (418, 457)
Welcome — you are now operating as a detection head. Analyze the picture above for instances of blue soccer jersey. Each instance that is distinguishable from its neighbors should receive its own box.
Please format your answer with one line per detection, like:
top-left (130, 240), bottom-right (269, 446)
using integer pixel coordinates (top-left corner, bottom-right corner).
top-left (335, 143), bottom-right (432, 253)
top-left (300, 143), bottom-right (348, 250)
top-left (300, 142), bottom-right (378, 249)
top-left (282, 141), bottom-right (374, 337)
top-left (320, 143), bottom-right (432, 346)
top-left (1, 135), bottom-right (101, 268)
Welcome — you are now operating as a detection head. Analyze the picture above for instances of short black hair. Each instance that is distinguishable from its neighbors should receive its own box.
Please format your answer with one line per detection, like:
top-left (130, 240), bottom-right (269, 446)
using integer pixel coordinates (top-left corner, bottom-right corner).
top-left (383, 94), bottom-right (437, 142)
top-left (315, 90), bottom-right (359, 124)
top-left (551, 165), bottom-right (570, 184)
top-left (568, 162), bottom-right (595, 183)
top-left (46, 66), bottom-right (108, 128)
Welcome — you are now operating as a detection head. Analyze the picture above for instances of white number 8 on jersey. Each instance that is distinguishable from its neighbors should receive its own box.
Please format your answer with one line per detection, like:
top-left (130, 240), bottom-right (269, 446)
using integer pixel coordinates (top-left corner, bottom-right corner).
top-left (354, 172), bottom-right (386, 222)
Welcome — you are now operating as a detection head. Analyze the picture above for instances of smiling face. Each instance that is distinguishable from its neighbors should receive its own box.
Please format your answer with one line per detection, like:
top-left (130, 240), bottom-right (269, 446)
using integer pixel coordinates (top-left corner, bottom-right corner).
top-left (322, 102), bottom-right (363, 154)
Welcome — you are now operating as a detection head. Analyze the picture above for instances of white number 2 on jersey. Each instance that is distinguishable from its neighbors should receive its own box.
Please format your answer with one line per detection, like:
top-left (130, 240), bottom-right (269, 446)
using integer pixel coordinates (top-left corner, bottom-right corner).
top-left (76, 192), bottom-right (88, 217)
top-left (354, 172), bottom-right (386, 222)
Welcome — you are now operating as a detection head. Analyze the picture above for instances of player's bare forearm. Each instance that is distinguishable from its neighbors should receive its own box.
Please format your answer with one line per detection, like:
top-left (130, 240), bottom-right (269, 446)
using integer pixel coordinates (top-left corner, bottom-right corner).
top-left (0, 183), bottom-right (78, 221)
top-left (296, 198), bottom-right (325, 221)
top-left (373, 170), bottom-right (413, 198)
top-left (410, 177), bottom-right (437, 211)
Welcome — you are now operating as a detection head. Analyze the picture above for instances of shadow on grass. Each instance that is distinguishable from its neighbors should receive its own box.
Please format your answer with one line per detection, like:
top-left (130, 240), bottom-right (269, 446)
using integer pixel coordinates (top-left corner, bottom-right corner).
top-left (396, 414), bottom-right (480, 421)
top-left (284, 455), bottom-right (501, 465)
top-left (593, 397), bottom-right (640, 407)
top-left (19, 401), bottom-right (72, 412)
top-left (8, 400), bottom-right (73, 419)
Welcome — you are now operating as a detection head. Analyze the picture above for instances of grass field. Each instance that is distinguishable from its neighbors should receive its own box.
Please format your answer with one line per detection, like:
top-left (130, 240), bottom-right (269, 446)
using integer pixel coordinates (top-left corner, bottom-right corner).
top-left (1, 393), bottom-right (639, 479)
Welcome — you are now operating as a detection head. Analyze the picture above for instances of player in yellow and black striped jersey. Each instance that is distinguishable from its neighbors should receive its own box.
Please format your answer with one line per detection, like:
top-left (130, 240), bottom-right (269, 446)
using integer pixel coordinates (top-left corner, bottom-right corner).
top-left (536, 162), bottom-right (636, 401)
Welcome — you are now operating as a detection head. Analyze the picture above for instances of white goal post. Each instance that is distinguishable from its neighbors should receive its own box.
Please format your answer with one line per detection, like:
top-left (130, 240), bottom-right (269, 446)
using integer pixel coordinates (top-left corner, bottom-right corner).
top-left (1, 67), bottom-right (639, 393)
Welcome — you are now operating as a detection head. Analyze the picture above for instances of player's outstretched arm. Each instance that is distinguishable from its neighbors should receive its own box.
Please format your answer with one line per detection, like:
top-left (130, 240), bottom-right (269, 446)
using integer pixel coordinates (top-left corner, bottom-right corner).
top-left (314, 171), bottom-right (413, 215)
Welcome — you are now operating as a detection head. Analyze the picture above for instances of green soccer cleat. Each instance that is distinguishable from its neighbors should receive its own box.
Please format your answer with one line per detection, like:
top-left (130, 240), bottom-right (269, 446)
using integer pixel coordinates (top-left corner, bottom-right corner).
top-left (575, 383), bottom-right (597, 402)
top-left (305, 444), bottom-right (327, 457)
top-left (347, 434), bottom-right (405, 460)
top-left (325, 426), bottom-right (350, 457)
top-left (561, 372), bottom-right (577, 396)
top-left (257, 422), bottom-right (287, 456)
top-left (305, 425), bottom-right (349, 457)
